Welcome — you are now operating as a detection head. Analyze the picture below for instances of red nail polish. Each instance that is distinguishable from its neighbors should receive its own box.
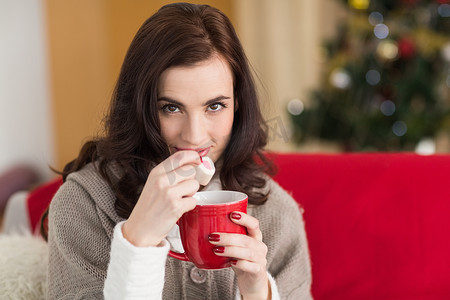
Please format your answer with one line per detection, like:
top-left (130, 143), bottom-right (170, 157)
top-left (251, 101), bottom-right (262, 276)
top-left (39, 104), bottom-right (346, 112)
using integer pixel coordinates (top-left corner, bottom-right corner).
top-left (208, 233), bottom-right (220, 242)
top-left (230, 212), bottom-right (241, 220)
top-left (213, 246), bottom-right (225, 254)
top-left (231, 259), bottom-right (238, 265)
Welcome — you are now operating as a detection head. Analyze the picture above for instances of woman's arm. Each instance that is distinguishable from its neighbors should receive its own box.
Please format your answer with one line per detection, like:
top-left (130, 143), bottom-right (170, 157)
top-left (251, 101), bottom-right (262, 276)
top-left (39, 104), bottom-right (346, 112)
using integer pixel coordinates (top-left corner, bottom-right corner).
top-left (47, 179), bottom-right (111, 299)
top-left (104, 221), bottom-right (169, 300)
top-left (105, 150), bottom-right (203, 298)
top-left (234, 272), bottom-right (280, 300)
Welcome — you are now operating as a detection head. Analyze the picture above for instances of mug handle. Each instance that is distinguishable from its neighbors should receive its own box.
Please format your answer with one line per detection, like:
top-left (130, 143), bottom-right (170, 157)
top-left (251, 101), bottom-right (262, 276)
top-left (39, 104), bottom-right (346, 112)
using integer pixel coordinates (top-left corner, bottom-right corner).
top-left (167, 222), bottom-right (189, 261)
top-left (168, 250), bottom-right (189, 261)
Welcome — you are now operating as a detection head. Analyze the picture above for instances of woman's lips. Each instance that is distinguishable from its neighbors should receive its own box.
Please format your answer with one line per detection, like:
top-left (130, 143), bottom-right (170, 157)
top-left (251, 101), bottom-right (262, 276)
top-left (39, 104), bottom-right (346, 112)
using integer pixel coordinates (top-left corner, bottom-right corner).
top-left (197, 148), bottom-right (210, 157)
top-left (175, 147), bottom-right (210, 157)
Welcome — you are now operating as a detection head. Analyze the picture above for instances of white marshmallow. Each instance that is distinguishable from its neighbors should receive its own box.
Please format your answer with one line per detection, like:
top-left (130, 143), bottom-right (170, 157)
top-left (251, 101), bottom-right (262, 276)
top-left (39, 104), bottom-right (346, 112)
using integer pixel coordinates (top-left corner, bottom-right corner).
top-left (195, 156), bottom-right (215, 186)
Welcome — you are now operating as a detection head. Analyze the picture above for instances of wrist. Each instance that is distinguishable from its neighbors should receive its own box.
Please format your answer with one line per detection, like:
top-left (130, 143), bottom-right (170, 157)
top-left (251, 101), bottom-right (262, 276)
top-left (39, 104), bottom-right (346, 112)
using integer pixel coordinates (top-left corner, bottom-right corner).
top-left (241, 278), bottom-right (271, 300)
top-left (122, 221), bottom-right (163, 247)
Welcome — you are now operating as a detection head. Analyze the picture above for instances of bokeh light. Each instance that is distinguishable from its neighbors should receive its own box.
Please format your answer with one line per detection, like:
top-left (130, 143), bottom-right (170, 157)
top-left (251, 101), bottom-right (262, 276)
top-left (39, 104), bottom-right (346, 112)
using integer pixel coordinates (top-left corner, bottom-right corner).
top-left (392, 121), bottom-right (407, 136)
top-left (380, 100), bottom-right (395, 116)
top-left (377, 40), bottom-right (399, 60)
top-left (349, 0), bottom-right (370, 10)
top-left (330, 68), bottom-right (352, 89)
top-left (366, 69), bottom-right (381, 85)
top-left (415, 138), bottom-right (436, 155)
top-left (374, 24), bottom-right (389, 39)
top-left (442, 42), bottom-right (450, 62)
top-left (287, 98), bottom-right (304, 116)
top-left (438, 4), bottom-right (450, 17)
top-left (368, 12), bottom-right (384, 25)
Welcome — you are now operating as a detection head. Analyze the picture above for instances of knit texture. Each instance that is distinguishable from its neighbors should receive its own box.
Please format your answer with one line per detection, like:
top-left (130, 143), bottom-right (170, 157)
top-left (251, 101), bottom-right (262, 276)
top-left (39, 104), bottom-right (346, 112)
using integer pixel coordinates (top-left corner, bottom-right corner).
top-left (47, 162), bottom-right (312, 299)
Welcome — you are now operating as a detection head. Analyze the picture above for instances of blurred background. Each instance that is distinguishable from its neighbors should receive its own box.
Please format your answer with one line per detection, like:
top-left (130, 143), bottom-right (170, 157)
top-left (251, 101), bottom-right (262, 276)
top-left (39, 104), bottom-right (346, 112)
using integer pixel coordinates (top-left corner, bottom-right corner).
top-left (1, 0), bottom-right (449, 184)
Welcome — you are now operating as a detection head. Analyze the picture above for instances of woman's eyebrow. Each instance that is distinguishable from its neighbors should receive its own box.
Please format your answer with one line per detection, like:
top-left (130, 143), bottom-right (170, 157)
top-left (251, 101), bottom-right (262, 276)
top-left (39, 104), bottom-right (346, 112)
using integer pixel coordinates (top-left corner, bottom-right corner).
top-left (157, 95), bottom-right (231, 106)
top-left (203, 96), bottom-right (231, 106)
top-left (157, 97), bottom-right (184, 107)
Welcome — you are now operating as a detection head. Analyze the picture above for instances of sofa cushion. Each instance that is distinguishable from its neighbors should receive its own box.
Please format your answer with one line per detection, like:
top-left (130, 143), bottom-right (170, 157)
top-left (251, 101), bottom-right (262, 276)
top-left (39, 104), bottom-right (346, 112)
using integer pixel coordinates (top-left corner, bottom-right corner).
top-left (271, 153), bottom-right (450, 300)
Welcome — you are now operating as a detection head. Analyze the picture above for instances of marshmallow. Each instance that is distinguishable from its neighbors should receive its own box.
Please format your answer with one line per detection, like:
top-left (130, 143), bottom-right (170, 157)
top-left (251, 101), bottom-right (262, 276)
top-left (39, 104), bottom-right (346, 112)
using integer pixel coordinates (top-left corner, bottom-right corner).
top-left (195, 156), bottom-right (215, 186)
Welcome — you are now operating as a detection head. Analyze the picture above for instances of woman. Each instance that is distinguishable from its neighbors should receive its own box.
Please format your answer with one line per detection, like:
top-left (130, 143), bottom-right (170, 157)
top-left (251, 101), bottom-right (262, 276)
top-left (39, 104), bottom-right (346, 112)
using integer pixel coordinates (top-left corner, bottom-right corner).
top-left (47, 3), bottom-right (312, 299)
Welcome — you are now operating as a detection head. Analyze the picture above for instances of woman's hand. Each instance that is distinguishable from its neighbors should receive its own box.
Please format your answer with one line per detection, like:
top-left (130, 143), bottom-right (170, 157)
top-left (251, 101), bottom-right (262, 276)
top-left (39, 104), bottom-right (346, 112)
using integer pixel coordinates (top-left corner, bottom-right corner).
top-left (209, 212), bottom-right (271, 300)
top-left (122, 150), bottom-right (201, 247)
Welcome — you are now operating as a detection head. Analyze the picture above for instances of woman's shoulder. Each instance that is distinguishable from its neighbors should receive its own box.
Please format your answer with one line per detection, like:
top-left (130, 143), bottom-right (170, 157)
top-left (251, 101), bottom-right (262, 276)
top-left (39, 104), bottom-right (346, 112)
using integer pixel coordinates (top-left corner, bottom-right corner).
top-left (66, 162), bottom-right (108, 187)
top-left (50, 162), bottom-right (121, 224)
top-left (251, 176), bottom-right (308, 262)
top-left (264, 176), bottom-right (301, 212)
top-left (250, 175), bottom-right (302, 220)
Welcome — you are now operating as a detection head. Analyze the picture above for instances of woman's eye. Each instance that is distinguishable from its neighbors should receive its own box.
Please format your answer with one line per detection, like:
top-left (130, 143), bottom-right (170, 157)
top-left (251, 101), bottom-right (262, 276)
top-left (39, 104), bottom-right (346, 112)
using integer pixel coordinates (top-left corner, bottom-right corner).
top-left (162, 104), bottom-right (180, 113)
top-left (207, 102), bottom-right (226, 112)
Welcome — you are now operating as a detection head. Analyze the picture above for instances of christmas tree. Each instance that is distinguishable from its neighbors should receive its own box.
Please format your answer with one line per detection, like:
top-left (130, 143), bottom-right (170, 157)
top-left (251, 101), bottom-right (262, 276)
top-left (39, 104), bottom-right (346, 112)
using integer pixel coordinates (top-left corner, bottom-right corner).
top-left (289, 0), bottom-right (450, 152)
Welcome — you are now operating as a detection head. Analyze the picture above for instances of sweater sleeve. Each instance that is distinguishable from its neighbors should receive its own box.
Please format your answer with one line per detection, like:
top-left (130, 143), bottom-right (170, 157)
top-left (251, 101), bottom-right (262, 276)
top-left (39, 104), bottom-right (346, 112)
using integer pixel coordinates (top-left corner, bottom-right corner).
top-left (47, 179), bottom-right (111, 299)
top-left (104, 221), bottom-right (170, 300)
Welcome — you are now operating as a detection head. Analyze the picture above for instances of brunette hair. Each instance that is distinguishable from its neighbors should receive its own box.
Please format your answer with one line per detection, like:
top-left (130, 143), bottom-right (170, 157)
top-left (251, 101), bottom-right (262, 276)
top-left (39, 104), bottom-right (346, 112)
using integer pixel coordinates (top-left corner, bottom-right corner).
top-left (61, 2), bottom-right (274, 219)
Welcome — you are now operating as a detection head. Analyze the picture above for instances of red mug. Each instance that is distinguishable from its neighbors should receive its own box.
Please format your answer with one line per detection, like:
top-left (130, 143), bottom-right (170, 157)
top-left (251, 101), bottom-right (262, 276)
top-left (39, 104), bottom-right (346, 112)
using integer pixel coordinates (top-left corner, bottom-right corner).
top-left (168, 190), bottom-right (248, 269)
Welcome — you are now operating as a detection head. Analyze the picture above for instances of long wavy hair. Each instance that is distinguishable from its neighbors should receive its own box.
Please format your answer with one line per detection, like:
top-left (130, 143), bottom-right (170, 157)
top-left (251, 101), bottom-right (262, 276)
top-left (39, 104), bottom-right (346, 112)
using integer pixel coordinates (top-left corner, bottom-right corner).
top-left (61, 3), bottom-right (274, 219)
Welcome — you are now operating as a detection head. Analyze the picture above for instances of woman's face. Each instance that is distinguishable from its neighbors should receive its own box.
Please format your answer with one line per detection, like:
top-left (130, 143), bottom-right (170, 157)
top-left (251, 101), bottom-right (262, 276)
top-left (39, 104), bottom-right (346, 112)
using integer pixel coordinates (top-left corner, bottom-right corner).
top-left (157, 54), bottom-right (235, 163)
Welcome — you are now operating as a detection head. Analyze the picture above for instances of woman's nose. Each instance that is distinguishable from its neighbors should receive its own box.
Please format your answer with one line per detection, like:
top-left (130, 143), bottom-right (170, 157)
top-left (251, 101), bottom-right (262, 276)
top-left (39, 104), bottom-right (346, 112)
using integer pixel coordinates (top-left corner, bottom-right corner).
top-left (181, 115), bottom-right (207, 147)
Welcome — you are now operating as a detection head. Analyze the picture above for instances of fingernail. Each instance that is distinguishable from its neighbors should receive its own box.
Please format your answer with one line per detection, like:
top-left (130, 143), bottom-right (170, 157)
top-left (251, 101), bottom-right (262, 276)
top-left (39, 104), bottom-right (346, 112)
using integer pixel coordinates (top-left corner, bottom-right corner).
top-left (213, 246), bottom-right (225, 254)
top-left (208, 233), bottom-right (220, 242)
top-left (231, 259), bottom-right (238, 265)
top-left (230, 212), bottom-right (241, 220)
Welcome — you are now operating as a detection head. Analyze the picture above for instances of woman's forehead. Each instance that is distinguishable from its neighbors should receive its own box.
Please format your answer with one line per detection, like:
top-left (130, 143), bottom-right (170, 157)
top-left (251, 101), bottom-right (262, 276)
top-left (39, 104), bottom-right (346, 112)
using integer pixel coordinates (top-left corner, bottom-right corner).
top-left (158, 55), bottom-right (234, 103)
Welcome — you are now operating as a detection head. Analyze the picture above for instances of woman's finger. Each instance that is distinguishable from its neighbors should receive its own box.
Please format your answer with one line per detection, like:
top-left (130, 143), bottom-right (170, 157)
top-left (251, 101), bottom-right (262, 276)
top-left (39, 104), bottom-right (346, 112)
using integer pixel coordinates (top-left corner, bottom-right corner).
top-left (208, 232), bottom-right (253, 248)
top-left (148, 178), bottom-right (199, 218)
top-left (230, 212), bottom-right (263, 241)
top-left (152, 150), bottom-right (201, 177)
top-left (212, 245), bottom-right (266, 273)
top-left (231, 258), bottom-right (262, 274)
top-left (145, 157), bottom-right (199, 192)
top-left (209, 233), bottom-right (268, 264)
top-left (169, 179), bottom-right (200, 212)
top-left (165, 164), bottom-right (198, 185)
top-left (213, 240), bottom-right (268, 263)
top-left (169, 175), bottom-right (200, 197)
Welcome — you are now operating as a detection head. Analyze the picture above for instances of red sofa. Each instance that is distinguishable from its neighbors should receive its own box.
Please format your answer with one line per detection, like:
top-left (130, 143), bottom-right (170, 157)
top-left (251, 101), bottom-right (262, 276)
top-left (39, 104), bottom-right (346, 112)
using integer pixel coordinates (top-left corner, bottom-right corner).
top-left (271, 153), bottom-right (450, 300)
top-left (26, 153), bottom-right (450, 299)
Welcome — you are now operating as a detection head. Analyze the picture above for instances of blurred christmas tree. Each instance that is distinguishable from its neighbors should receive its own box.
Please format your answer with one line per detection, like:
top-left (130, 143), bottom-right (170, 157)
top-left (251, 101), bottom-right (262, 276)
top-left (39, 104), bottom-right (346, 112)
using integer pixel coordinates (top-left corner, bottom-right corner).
top-left (289, 0), bottom-right (450, 151)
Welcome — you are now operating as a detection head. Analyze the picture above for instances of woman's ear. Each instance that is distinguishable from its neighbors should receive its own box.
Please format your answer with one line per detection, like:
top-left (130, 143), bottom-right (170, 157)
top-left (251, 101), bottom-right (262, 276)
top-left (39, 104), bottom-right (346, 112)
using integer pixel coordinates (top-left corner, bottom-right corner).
top-left (234, 97), bottom-right (239, 112)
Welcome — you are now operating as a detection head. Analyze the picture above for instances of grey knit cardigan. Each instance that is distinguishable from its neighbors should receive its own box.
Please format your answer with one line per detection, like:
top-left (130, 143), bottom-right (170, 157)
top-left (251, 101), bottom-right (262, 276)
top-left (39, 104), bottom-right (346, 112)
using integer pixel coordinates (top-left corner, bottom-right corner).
top-left (47, 163), bottom-right (312, 299)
